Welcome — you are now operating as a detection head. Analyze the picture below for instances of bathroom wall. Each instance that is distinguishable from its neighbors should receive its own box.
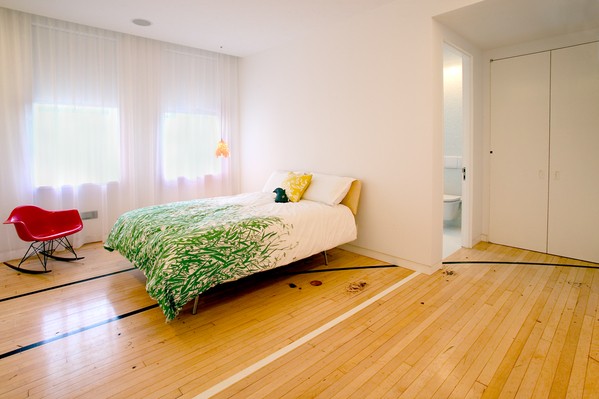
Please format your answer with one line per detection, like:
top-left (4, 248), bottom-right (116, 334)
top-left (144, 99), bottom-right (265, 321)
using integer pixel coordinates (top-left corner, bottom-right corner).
top-left (443, 46), bottom-right (463, 197)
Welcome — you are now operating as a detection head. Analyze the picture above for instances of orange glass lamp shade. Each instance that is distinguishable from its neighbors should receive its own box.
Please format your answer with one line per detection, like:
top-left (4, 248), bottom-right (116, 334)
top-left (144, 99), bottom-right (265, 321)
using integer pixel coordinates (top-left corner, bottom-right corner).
top-left (215, 139), bottom-right (230, 158)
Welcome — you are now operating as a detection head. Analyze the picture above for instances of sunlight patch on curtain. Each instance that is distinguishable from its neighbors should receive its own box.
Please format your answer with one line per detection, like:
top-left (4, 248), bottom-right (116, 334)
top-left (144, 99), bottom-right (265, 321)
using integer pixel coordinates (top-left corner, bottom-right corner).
top-left (33, 104), bottom-right (120, 186)
top-left (161, 112), bottom-right (220, 181)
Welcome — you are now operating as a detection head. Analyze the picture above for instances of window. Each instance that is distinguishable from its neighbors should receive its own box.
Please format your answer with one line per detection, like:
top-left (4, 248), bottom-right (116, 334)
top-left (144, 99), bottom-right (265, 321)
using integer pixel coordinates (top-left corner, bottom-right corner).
top-left (33, 104), bottom-right (120, 187)
top-left (31, 22), bottom-right (119, 188)
top-left (161, 112), bottom-right (220, 180)
top-left (160, 46), bottom-right (223, 181)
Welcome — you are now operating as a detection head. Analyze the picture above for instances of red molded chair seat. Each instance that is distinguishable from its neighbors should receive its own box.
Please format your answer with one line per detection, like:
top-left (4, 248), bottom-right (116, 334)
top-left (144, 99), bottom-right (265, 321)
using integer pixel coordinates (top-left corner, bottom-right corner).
top-left (4, 205), bottom-right (84, 273)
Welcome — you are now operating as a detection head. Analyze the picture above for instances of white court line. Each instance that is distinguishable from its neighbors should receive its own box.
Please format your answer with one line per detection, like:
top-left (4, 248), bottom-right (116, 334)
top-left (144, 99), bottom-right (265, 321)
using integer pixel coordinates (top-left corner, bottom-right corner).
top-left (194, 271), bottom-right (421, 398)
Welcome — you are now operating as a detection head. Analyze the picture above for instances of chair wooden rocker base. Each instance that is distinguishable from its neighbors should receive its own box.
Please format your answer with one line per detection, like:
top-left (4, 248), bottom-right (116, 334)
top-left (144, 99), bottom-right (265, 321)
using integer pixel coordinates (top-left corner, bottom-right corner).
top-left (3, 236), bottom-right (84, 274)
top-left (3, 205), bottom-right (85, 274)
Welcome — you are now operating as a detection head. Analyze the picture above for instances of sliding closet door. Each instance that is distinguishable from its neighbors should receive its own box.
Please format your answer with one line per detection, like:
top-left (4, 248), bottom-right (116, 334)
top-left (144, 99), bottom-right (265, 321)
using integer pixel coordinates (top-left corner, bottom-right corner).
top-left (489, 52), bottom-right (550, 253)
top-left (548, 42), bottom-right (599, 263)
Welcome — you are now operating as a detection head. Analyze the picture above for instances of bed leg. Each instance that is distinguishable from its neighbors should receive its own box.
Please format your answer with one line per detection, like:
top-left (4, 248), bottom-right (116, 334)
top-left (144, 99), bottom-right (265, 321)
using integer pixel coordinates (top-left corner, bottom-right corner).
top-left (323, 250), bottom-right (328, 265)
top-left (192, 296), bottom-right (199, 315)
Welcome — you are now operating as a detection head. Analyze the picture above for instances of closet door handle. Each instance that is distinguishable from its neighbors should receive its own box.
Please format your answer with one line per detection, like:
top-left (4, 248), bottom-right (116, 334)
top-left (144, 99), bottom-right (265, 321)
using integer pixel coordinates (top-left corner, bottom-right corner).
top-left (538, 170), bottom-right (546, 179)
top-left (554, 171), bottom-right (560, 180)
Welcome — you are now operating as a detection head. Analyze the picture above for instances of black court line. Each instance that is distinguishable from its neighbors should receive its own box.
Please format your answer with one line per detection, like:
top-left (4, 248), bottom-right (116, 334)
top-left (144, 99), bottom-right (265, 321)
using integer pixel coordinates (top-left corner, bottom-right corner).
top-left (0, 264), bottom-right (395, 360)
top-left (285, 264), bottom-right (398, 275)
top-left (0, 267), bottom-right (136, 303)
top-left (443, 261), bottom-right (599, 270)
top-left (0, 303), bottom-right (159, 360)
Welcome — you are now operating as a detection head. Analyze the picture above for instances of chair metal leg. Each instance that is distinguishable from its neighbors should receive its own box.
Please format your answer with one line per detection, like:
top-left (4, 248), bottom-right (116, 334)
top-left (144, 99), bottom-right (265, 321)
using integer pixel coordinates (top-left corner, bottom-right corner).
top-left (3, 241), bottom-right (52, 274)
top-left (43, 236), bottom-right (84, 262)
top-left (3, 236), bottom-right (84, 274)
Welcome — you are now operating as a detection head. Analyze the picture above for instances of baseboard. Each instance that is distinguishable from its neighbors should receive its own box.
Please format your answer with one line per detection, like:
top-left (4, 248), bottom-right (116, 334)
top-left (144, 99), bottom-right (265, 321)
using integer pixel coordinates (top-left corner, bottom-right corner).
top-left (339, 243), bottom-right (441, 275)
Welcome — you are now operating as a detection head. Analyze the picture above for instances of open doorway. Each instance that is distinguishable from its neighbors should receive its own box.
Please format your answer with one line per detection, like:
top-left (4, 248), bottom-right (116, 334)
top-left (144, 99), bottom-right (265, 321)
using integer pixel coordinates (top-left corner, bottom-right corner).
top-left (443, 43), bottom-right (471, 258)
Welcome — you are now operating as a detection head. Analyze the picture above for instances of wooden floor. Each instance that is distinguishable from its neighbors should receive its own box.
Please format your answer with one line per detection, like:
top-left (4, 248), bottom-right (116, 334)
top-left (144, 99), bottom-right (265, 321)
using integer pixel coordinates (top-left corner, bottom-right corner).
top-left (1, 242), bottom-right (599, 398)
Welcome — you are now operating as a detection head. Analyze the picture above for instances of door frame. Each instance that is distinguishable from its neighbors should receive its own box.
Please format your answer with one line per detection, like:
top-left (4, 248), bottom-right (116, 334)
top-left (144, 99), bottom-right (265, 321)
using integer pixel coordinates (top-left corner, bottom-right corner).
top-left (443, 42), bottom-right (474, 250)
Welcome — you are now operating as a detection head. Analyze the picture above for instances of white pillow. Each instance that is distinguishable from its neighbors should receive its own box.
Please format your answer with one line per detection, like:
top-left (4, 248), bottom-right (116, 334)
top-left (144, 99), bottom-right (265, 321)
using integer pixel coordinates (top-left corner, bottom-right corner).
top-left (262, 170), bottom-right (290, 193)
top-left (302, 173), bottom-right (355, 206)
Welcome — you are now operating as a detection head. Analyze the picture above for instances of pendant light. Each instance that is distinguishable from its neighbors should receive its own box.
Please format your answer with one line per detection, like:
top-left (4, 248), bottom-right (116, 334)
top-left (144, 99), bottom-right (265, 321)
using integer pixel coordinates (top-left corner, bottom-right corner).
top-left (215, 139), bottom-right (230, 158)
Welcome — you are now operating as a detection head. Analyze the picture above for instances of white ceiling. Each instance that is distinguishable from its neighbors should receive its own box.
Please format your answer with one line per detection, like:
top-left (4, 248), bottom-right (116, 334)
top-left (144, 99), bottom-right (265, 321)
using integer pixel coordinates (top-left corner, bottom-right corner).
top-left (1, 0), bottom-right (598, 57)
top-left (436, 0), bottom-right (599, 50)
top-left (0, 0), bottom-right (397, 57)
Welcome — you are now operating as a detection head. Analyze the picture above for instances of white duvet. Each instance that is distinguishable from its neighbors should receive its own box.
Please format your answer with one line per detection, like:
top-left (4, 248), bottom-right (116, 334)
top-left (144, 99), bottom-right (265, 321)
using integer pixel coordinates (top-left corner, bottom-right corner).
top-left (218, 192), bottom-right (357, 267)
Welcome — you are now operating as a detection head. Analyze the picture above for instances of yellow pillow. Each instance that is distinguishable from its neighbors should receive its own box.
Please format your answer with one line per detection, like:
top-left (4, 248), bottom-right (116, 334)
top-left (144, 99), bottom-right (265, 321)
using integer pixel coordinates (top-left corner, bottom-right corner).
top-left (281, 172), bottom-right (312, 202)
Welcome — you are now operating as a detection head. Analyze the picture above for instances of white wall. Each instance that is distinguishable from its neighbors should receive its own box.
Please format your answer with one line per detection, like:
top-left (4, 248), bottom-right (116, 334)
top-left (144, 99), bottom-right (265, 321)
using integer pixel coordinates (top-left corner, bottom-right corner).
top-left (443, 47), bottom-right (463, 197)
top-left (239, 0), bottom-right (482, 273)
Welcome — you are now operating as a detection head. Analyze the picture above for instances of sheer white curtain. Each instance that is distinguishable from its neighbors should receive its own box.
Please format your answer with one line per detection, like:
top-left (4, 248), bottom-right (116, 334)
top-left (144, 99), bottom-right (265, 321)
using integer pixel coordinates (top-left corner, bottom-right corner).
top-left (0, 8), bottom-right (239, 262)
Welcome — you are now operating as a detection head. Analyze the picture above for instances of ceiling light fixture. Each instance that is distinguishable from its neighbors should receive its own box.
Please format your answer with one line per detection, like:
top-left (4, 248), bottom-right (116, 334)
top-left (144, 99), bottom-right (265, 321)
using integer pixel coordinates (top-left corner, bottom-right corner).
top-left (132, 18), bottom-right (152, 27)
top-left (215, 139), bottom-right (230, 158)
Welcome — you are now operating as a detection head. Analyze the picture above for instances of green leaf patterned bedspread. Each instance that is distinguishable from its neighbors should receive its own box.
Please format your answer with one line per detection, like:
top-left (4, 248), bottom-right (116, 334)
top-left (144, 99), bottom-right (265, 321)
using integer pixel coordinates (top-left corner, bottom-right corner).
top-left (104, 195), bottom-right (295, 321)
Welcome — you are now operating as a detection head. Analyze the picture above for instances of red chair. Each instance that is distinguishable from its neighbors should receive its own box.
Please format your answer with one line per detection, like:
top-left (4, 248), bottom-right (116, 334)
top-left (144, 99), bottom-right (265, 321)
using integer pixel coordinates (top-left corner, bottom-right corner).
top-left (3, 205), bottom-right (84, 273)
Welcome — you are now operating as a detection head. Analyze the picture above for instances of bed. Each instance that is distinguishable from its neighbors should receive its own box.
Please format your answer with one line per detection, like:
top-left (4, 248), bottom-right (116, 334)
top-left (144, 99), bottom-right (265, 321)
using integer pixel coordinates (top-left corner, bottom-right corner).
top-left (104, 172), bottom-right (361, 321)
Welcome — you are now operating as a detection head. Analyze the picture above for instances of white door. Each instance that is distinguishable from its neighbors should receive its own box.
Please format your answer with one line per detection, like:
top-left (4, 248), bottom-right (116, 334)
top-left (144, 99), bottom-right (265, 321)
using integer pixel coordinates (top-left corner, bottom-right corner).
top-left (548, 42), bottom-right (599, 263)
top-left (489, 52), bottom-right (551, 253)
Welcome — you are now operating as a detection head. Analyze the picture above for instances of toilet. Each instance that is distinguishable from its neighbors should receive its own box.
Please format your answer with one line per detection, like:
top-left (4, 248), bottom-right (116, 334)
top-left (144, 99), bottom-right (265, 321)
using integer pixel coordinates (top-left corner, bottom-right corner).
top-left (443, 194), bottom-right (461, 222)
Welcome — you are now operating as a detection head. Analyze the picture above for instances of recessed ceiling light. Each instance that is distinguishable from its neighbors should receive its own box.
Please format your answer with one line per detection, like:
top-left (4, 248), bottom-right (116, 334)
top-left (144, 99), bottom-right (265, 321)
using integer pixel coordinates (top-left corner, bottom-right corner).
top-left (132, 19), bottom-right (152, 27)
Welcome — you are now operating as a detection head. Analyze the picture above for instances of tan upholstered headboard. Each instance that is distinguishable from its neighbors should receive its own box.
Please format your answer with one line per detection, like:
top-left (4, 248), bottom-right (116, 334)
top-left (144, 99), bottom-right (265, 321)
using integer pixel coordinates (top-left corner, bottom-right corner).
top-left (340, 180), bottom-right (361, 216)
